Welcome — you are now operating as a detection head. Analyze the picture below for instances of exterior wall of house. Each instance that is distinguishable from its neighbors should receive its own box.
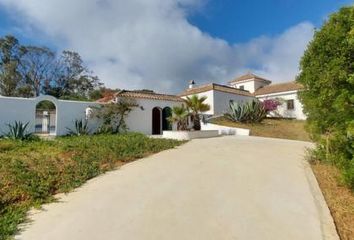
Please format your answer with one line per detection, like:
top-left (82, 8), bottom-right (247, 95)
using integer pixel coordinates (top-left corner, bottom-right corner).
top-left (230, 80), bottom-right (256, 93)
top-left (212, 90), bottom-right (254, 116)
top-left (256, 91), bottom-right (307, 120)
top-left (230, 80), bottom-right (270, 93)
top-left (0, 95), bottom-right (99, 136)
top-left (182, 89), bottom-right (254, 116)
top-left (118, 97), bottom-right (183, 135)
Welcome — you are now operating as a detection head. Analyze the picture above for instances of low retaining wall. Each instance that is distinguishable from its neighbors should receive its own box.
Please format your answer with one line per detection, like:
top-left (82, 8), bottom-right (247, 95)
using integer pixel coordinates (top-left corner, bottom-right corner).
top-left (201, 122), bottom-right (250, 136)
top-left (162, 130), bottom-right (219, 140)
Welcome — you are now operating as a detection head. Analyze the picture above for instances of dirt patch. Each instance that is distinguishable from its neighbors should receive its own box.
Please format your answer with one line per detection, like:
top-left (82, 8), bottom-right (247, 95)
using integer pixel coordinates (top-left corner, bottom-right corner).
top-left (311, 163), bottom-right (354, 240)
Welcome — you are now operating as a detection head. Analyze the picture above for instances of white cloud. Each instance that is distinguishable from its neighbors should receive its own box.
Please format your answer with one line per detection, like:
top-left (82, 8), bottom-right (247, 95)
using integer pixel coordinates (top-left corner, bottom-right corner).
top-left (0, 0), bottom-right (314, 93)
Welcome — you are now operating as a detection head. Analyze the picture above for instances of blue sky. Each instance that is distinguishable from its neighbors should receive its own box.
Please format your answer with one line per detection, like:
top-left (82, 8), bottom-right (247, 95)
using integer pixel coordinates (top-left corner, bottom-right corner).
top-left (0, 0), bottom-right (352, 92)
top-left (188, 0), bottom-right (351, 43)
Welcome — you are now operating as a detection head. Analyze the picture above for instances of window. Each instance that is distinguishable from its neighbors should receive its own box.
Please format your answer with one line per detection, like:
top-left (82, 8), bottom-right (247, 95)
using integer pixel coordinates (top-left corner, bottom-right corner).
top-left (286, 99), bottom-right (295, 110)
top-left (239, 85), bottom-right (244, 90)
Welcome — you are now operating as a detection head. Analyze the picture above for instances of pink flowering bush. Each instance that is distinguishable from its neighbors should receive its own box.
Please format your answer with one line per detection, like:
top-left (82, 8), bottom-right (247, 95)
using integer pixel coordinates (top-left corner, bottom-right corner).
top-left (261, 99), bottom-right (281, 113)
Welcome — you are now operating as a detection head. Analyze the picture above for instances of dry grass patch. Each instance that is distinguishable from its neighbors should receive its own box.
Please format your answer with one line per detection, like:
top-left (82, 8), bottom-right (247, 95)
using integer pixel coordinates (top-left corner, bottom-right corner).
top-left (212, 117), bottom-right (311, 142)
top-left (312, 162), bottom-right (354, 240)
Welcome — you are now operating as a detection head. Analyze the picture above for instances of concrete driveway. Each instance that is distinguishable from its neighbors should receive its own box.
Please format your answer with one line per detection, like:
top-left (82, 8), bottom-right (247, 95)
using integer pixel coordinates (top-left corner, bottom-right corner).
top-left (16, 136), bottom-right (339, 240)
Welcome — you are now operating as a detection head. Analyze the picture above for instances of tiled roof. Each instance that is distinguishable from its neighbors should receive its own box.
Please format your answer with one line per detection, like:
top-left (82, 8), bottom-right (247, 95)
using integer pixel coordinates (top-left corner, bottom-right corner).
top-left (179, 83), bottom-right (253, 97)
top-left (229, 72), bottom-right (272, 84)
top-left (97, 90), bottom-right (184, 103)
top-left (254, 81), bottom-right (304, 96)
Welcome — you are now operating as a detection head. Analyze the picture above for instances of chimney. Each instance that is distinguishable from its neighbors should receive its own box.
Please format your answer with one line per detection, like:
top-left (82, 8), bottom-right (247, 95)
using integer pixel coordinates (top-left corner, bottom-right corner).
top-left (189, 80), bottom-right (195, 89)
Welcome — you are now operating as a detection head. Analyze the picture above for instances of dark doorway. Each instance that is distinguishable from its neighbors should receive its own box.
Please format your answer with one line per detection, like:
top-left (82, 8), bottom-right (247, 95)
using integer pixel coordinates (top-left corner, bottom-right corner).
top-left (152, 107), bottom-right (162, 135)
top-left (162, 107), bottom-right (172, 131)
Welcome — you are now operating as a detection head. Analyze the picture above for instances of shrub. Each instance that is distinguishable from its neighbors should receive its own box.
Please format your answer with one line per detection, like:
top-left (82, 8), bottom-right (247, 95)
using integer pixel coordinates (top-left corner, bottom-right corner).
top-left (93, 98), bottom-right (138, 134)
top-left (225, 100), bottom-right (267, 123)
top-left (3, 121), bottom-right (37, 141)
top-left (297, 6), bottom-right (354, 189)
top-left (167, 105), bottom-right (189, 131)
top-left (66, 119), bottom-right (91, 136)
top-left (261, 99), bottom-right (282, 113)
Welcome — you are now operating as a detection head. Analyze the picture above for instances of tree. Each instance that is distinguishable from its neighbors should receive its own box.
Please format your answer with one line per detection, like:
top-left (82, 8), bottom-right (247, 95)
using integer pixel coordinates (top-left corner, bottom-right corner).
top-left (0, 35), bottom-right (103, 100)
top-left (0, 35), bottom-right (26, 96)
top-left (185, 95), bottom-right (210, 130)
top-left (93, 98), bottom-right (138, 134)
top-left (45, 51), bottom-right (102, 99)
top-left (297, 6), bottom-right (354, 189)
top-left (19, 46), bottom-right (55, 97)
top-left (168, 105), bottom-right (189, 130)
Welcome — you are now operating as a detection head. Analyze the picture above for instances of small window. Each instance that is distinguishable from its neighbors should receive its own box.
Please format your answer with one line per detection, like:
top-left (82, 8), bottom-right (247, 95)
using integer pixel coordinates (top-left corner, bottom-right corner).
top-left (239, 85), bottom-right (244, 90)
top-left (287, 99), bottom-right (295, 110)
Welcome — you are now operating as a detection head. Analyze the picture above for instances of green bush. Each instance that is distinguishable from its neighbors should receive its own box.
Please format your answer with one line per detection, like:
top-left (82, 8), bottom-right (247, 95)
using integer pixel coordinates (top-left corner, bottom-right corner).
top-left (0, 133), bottom-right (183, 239)
top-left (297, 6), bottom-right (354, 190)
top-left (224, 100), bottom-right (267, 123)
top-left (3, 121), bottom-right (38, 141)
top-left (66, 119), bottom-right (91, 136)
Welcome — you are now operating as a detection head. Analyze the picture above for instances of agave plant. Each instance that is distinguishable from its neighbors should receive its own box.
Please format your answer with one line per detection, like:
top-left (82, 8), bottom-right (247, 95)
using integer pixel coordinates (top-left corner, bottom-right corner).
top-left (66, 119), bottom-right (91, 136)
top-left (4, 121), bottom-right (35, 140)
top-left (167, 105), bottom-right (189, 131)
top-left (225, 100), bottom-right (267, 123)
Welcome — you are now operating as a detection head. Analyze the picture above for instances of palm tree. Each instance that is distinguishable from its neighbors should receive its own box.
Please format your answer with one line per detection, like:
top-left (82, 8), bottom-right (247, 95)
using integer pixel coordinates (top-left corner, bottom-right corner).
top-left (185, 95), bottom-right (210, 130)
top-left (167, 105), bottom-right (189, 131)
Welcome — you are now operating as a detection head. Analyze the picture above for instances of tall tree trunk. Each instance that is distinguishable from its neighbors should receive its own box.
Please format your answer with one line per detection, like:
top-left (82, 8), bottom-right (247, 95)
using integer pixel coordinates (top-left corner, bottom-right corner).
top-left (193, 114), bottom-right (201, 131)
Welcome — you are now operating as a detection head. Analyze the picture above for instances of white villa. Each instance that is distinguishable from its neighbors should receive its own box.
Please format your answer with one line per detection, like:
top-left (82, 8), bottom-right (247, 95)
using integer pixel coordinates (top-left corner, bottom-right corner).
top-left (0, 73), bottom-right (306, 137)
top-left (179, 72), bottom-right (306, 120)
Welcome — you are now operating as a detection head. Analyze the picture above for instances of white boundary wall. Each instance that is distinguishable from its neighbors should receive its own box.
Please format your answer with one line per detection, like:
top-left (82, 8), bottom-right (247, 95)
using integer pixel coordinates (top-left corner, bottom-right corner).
top-left (162, 130), bottom-right (219, 140)
top-left (201, 122), bottom-right (250, 136)
top-left (0, 95), bottom-right (100, 136)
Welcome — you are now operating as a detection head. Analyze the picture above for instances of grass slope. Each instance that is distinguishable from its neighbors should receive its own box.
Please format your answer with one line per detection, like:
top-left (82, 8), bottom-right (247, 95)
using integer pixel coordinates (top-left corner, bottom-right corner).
top-left (212, 117), bottom-right (310, 142)
top-left (0, 133), bottom-right (183, 240)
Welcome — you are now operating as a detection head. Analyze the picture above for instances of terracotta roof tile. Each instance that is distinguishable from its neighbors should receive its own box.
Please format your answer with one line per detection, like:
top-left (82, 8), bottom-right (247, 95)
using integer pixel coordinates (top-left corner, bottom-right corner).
top-left (254, 81), bottom-right (304, 96)
top-left (179, 83), bottom-right (253, 97)
top-left (229, 72), bottom-right (272, 84)
top-left (97, 90), bottom-right (184, 103)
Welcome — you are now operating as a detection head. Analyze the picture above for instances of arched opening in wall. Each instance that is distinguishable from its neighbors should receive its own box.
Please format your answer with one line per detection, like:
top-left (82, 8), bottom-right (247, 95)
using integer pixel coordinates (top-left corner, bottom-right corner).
top-left (162, 107), bottom-right (172, 131)
top-left (35, 100), bottom-right (56, 135)
top-left (152, 107), bottom-right (162, 135)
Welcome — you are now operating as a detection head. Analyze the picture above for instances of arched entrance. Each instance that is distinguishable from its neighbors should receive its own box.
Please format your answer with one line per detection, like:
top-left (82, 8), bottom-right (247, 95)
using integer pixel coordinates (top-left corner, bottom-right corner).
top-left (162, 107), bottom-right (172, 131)
top-left (152, 107), bottom-right (162, 135)
top-left (35, 100), bottom-right (56, 135)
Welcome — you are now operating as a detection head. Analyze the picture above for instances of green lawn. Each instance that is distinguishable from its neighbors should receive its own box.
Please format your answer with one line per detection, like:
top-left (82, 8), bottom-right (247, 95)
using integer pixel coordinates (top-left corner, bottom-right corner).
top-left (0, 133), bottom-right (184, 240)
top-left (212, 117), bottom-right (311, 142)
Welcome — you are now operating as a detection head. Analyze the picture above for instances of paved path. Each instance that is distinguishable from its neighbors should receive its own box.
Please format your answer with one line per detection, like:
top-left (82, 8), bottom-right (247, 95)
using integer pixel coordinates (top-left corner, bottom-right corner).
top-left (16, 136), bottom-right (339, 240)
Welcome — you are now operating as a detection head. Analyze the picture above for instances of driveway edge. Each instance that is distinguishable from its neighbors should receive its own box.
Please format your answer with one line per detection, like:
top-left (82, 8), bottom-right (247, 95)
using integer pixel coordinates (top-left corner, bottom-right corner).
top-left (304, 161), bottom-right (340, 240)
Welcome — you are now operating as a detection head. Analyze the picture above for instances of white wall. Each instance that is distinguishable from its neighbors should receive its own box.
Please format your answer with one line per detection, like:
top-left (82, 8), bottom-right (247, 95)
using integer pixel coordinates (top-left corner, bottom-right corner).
top-left (230, 80), bottom-right (269, 93)
top-left (257, 91), bottom-right (307, 120)
top-left (201, 122), bottom-right (250, 136)
top-left (182, 89), bottom-right (254, 116)
top-left (0, 95), bottom-right (100, 136)
top-left (119, 97), bottom-right (183, 135)
top-left (213, 90), bottom-right (254, 116)
top-left (230, 81), bottom-right (256, 93)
